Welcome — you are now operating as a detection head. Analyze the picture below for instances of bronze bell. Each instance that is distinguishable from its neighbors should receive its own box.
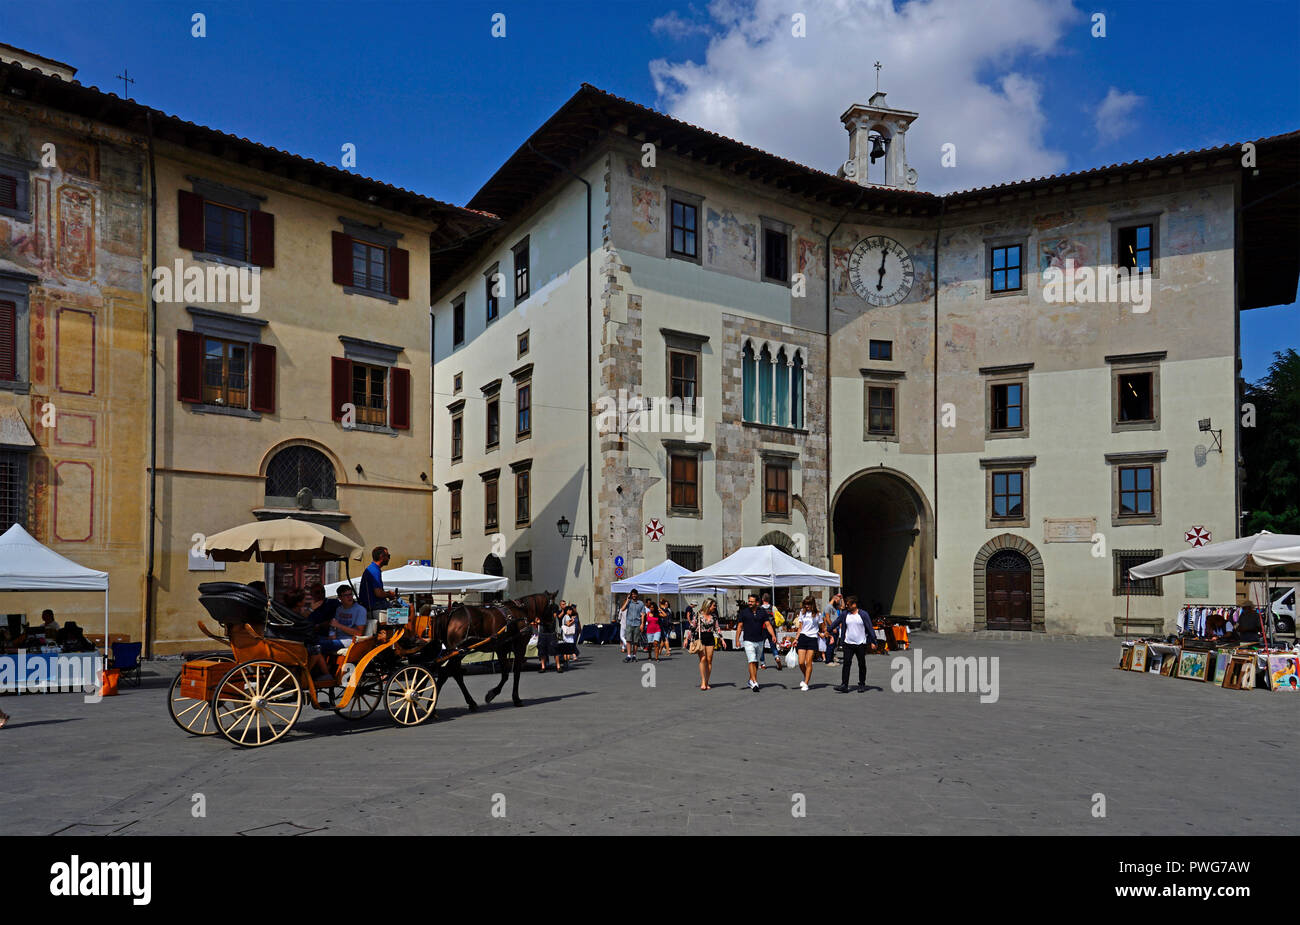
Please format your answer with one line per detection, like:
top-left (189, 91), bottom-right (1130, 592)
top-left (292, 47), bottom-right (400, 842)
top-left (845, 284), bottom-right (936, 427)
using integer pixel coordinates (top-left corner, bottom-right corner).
top-left (869, 133), bottom-right (888, 163)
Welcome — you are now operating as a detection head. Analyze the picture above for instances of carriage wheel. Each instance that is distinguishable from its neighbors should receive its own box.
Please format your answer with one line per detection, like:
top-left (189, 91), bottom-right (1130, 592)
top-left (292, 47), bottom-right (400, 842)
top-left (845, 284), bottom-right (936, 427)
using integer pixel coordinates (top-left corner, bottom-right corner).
top-left (333, 665), bottom-right (383, 721)
top-left (384, 665), bottom-right (438, 727)
top-left (212, 660), bottom-right (302, 748)
top-left (166, 654), bottom-right (232, 736)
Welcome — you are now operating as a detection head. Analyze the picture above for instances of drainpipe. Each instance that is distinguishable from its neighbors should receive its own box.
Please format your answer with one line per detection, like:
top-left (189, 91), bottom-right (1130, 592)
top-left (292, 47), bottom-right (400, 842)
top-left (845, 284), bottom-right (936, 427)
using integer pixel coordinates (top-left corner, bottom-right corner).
top-left (525, 142), bottom-right (594, 567)
top-left (822, 189), bottom-right (865, 574)
top-left (429, 303), bottom-right (436, 563)
top-left (144, 111), bottom-right (158, 658)
top-left (931, 196), bottom-right (946, 630)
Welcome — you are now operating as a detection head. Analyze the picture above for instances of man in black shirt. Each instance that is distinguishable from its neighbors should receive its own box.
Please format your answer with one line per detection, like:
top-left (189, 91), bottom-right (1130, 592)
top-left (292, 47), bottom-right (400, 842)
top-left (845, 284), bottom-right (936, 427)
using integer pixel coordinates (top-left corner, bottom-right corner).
top-left (734, 593), bottom-right (782, 692)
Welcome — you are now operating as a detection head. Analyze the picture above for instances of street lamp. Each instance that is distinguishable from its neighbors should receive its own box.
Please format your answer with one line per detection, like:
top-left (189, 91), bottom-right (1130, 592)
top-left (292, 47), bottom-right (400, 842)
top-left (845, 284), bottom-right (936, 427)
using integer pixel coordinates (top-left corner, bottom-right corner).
top-left (556, 516), bottom-right (588, 553)
top-left (1198, 417), bottom-right (1222, 453)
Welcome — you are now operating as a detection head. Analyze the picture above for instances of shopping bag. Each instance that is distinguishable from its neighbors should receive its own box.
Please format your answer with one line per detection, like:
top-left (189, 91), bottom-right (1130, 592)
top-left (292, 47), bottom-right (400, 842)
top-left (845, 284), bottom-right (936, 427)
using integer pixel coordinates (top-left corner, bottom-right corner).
top-left (784, 649), bottom-right (798, 669)
top-left (99, 668), bottom-right (120, 697)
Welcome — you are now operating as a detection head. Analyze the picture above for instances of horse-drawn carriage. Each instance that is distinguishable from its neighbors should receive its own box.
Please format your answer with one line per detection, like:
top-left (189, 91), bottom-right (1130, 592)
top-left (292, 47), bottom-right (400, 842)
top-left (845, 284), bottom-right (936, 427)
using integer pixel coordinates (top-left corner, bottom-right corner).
top-left (167, 518), bottom-right (553, 748)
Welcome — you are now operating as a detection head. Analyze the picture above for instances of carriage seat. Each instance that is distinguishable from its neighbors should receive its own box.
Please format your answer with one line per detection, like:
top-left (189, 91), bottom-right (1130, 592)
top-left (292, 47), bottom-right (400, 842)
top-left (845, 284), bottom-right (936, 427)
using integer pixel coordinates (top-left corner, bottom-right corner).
top-left (197, 581), bottom-right (316, 643)
top-left (227, 622), bottom-right (309, 669)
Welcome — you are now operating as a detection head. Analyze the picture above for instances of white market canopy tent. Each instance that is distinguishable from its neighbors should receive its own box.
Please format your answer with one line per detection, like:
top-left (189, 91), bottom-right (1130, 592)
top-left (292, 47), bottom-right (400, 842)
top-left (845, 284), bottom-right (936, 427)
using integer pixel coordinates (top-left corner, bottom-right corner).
top-left (1128, 531), bottom-right (1300, 578)
top-left (677, 544), bottom-right (841, 591)
top-left (0, 523), bottom-right (109, 653)
top-left (611, 558), bottom-right (723, 596)
top-left (326, 563), bottom-right (508, 596)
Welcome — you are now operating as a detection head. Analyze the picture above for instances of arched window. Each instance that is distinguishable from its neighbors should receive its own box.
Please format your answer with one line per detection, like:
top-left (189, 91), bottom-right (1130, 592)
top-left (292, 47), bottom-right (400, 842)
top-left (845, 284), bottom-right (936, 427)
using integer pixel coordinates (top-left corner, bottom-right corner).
top-left (758, 345), bottom-right (773, 425)
top-left (742, 341), bottom-right (756, 422)
top-left (791, 351), bottom-right (804, 429)
top-left (265, 445), bottom-right (337, 507)
top-left (775, 348), bottom-right (789, 427)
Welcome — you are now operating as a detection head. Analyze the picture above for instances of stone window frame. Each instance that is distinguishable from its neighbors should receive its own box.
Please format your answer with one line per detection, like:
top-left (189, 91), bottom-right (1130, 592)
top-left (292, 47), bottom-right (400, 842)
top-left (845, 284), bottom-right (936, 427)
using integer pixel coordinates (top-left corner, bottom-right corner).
top-left (482, 378), bottom-right (501, 451)
top-left (1105, 450), bottom-right (1165, 527)
top-left (861, 368), bottom-right (904, 443)
top-left (339, 336), bottom-right (404, 435)
top-left (760, 216), bottom-right (792, 286)
top-left (760, 448), bottom-right (798, 524)
top-left (1111, 211), bottom-right (1162, 279)
top-left (0, 270), bottom-right (37, 394)
top-left (450, 556), bottom-right (463, 571)
top-left (446, 479), bottom-right (463, 537)
top-left (511, 458), bottom-right (532, 526)
top-left (484, 261), bottom-right (501, 325)
top-left (512, 236), bottom-right (531, 304)
top-left (662, 328), bottom-right (708, 418)
top-left (452, 372), bottom-right (463, 394)
top-left (1107, 351), bottom-right (1164, 433)
top-left (984, 234), bottom-right (1029, 300)
top-left (980, 455), bottom-right (1034, 529)
top-left (0, 152), bottom-right (36, 223)
top-left (972, 534), bottom-right (1045, 632)
top-left (517, 329), bottom-right (529, 358)
top-left (663, 438), bottom-right (709, 519)
top-left (666, 544), bottom-right (703, 572)
top-left (1113, 548), bottom-right (1164, 596)
top-left (664, 186), bottom-right (704, 265)
top-left (980, 362), bottom-right (1032, 441)
top-left (480, 467), bottom-right (501, 532)
top-left (742, 338), bottom-right (808, 432)
top-left (511, 363), bottom-right (533, 441)
top-left (515, 550), bottom-right (533, 582)
top-left (187, 176), bottom-right (267, 268)
top-left (446, 398), bottom-right (465, 463)
top-left (868, 339), bottom-right (893, 361)
top-left (451, 293), bottom-right (466, 348)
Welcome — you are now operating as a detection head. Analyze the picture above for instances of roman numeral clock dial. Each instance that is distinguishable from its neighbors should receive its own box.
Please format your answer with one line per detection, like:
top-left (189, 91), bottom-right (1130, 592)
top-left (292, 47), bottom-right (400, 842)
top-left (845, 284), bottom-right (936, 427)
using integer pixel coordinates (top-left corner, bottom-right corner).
top-left (849, 235), bottom-right (915, 307)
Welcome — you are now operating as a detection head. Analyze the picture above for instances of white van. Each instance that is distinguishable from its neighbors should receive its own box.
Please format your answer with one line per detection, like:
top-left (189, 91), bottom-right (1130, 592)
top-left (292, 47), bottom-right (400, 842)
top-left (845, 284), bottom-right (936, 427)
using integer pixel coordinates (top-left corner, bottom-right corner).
top-left (1272, 587), bottom-right (1296, 633)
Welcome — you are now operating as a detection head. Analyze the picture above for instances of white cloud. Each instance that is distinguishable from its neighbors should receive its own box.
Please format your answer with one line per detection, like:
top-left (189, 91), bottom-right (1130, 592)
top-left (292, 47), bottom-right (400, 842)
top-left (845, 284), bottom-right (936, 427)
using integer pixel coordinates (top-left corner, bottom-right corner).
top-left (651, 10), bottom-right (713, 39)
top-left (648, 0), bottom-right (1078, 193)
top-left (1094, 87), bottom-right (1145, 145)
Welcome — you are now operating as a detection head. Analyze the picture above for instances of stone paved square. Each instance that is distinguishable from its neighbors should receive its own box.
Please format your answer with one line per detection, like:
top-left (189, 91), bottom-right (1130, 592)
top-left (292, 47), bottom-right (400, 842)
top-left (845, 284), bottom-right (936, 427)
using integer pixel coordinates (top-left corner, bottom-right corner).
top-left (1, 635), bottom-right (1294, 836)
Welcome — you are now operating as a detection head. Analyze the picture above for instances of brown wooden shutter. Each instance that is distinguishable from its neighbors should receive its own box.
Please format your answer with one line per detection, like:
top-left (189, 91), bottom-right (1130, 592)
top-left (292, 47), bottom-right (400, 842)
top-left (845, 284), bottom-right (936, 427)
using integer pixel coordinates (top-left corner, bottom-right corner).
top-left (389, 246), bottom-right (410, 299)
top-left (389, 367), bottom-right (411, 430)
top-left (178, 190), bottom-right (205, 252)
top-left (0, 300), bottom-right (16, 381)
top-left (330, 356), bottom-right (351, 421)
top-left (332, 232), bottom-right (353, 286)
top-left (177, 330), bottom-right (203, 402)
top-left (249, 210), bottom-right (275, 268)
top-left (250, 343), bottom-right (276, 413)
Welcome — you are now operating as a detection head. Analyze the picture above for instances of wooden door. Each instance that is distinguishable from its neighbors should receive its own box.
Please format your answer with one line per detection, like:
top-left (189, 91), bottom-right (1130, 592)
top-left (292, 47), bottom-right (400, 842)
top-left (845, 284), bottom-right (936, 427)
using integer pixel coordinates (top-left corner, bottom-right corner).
top-left (272, 561), bottom-right (325, 603)
top-left (986, 550), bottom-right (1031, 630)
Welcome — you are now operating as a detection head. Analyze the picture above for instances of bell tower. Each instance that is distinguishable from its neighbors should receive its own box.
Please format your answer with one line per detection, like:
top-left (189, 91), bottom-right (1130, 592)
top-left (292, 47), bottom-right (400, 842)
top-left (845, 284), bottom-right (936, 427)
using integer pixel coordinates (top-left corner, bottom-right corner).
top-left (839, 88), bottom-right (919, 190)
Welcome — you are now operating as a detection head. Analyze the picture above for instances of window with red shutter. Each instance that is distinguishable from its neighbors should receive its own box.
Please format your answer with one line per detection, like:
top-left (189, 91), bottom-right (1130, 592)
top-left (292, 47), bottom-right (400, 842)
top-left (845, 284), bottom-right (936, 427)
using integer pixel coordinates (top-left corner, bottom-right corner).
top-left (332, 232), bottom-right (353, 286)
top-left (178, 189), bottom-right (205, 252)
top-left (390, 367), bottom-right (411, 430)
top-left (0, 300), bottom-right (16, 382)
top-left (250, 343), bottom-right (276, 413)
top-left (249, 211), bottom-right (275, 268)
top-left (177, 330), bottom-right (204, 402)
top-left (330, 356), bottom-right (352, 422)
top-left (389, 247), bottom-right (409, 299)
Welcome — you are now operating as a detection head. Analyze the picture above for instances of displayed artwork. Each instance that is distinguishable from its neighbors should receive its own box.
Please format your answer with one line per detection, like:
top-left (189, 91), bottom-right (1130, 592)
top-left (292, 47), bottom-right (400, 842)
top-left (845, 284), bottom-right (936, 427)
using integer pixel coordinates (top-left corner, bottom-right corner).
top-left (57, 186), bottom-right (96, 281)
top-left (1211, 650), bottom-right (1232, 686)
top-left (1184, 526), bottom-right (1212, 547)
top-left (1267, 653), bottom-right (1300, 692)
top-left (1129, 644), bottom-right (1148, 672)
top-left (1159, 654), bottom-right (1177, 677)
top-left (705, 208), bottom-right (756, 269)
top-left (1222, 657), bottom-right (1255, 691)
top-left (1118, 646), bottom-right (1133, 670)
top-left (1038, 234), bottom-right (1096, 290)
top-left (1177, 649), bottom-right (1211, 682)
top-left (630, 186), bottom-right (660, 236)
top-left (1147, 651), bottom-right (1165, 675)
top-left (831, 246), bottom-right (852, 296)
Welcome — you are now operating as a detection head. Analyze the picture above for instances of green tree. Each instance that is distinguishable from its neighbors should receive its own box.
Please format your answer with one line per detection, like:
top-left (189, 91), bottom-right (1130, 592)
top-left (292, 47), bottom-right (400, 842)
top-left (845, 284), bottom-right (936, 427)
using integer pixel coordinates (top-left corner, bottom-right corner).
top-left (1241, 348), bottom-right (1300, 534)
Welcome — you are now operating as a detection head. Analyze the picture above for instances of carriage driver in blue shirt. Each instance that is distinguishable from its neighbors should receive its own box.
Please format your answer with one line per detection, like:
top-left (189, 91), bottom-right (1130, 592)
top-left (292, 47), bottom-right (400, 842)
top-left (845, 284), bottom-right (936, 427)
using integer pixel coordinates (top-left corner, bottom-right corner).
top-left (359, 546), bottom-right (398, 621)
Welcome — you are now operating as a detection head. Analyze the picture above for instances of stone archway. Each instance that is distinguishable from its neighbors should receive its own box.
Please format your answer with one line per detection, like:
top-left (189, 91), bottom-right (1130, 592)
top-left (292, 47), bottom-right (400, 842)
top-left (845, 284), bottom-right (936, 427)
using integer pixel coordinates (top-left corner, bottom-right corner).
top-left (973, 534), bottom-right (1045, 632)
top-left (830, 467), bottom-right (933, 629)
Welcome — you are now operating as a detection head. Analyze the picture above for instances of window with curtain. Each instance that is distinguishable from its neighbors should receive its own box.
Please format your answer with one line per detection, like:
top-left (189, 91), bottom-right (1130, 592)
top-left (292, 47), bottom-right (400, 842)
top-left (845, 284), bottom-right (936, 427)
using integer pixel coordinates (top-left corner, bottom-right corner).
top-left (775, 348), bottom-right (789, 427)
top-left (792, 352), bottom-right (804, 429)
top-left (758, 345), bottom-right (773, 425)
top-left (742, 341), bottom-right (756, 422)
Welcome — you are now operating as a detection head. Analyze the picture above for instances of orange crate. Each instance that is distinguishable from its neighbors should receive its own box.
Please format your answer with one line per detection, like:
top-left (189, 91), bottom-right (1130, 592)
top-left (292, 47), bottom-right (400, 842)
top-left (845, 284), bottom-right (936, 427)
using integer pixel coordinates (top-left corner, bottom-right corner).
top-left (179, 660), bottom-right (232, 702)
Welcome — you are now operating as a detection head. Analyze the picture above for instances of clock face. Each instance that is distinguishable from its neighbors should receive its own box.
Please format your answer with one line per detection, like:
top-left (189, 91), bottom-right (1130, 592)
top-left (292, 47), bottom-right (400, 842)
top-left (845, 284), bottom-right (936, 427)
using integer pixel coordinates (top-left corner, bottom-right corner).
top-left (848, 235), bottom-right (915, 307)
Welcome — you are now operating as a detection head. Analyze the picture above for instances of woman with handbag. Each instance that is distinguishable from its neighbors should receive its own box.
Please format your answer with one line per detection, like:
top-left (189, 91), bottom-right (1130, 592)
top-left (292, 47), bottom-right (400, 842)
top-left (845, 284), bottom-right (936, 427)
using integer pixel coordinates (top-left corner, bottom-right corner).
top-left (686, 597), bottom-right (721, 690)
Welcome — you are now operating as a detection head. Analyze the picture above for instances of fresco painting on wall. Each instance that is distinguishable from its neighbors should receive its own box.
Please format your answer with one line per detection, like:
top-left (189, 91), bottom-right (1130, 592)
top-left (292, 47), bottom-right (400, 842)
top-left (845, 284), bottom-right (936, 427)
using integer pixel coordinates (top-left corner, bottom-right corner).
top-left (631, 186), bottom-right (660, 236)
top-left (56, 186), bottom-right (95, 280)
top-left (831, 246), bottom-right (852, 296)
top-left (706, 208), bottom-right (755, 269)
top-left (796, 237), bottom-right (822, 281)
top-left (1038, 234), bottom-right (1097, 292)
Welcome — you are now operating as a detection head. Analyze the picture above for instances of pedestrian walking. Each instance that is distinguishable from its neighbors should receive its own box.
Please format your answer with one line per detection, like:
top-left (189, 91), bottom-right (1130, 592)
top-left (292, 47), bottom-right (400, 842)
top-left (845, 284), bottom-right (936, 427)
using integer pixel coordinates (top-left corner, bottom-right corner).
top-left (822, 592), bottom-right (845, 664)
top-left (619, 589), bottom-right (646, 663)
top-left (534, 598), bottom-right (563, 673)
top-left (735, 592), bottom-right (782, 692)
top-left (829, 596), bottom-right (877, 692)
top-left (793, 596), bottom-right (828, 691)
top-left (644, 601), bottom-right (664, 662)
top-left (685, 597), bottom-right (721, 690)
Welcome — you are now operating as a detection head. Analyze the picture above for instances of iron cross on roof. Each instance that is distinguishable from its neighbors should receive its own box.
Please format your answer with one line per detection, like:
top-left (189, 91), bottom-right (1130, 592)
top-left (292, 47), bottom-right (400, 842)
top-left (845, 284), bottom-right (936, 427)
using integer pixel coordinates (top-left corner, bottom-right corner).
top-left (874, 61), bottom-right (882, 93)
top-left (115, 68), bottom-right (135, 99)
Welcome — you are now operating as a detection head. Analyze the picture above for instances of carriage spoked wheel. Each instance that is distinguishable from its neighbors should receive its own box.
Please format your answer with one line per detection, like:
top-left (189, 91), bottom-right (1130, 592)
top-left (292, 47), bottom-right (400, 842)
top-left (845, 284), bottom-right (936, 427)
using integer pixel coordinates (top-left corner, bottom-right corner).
top-left (212, 660), bottom-right (303, 747)
top-left (333, 665), bottom-right (383, 721)
top-left (383, 665), bottom-right (438, 726)
top-left (166, 654), bottom-right (233, 736)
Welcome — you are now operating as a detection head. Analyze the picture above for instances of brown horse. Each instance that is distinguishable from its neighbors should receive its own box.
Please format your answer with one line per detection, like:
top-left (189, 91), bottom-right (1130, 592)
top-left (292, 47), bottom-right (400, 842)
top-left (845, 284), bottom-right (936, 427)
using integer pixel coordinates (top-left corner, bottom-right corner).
top-left (429, 590), bottom-right (556, 717)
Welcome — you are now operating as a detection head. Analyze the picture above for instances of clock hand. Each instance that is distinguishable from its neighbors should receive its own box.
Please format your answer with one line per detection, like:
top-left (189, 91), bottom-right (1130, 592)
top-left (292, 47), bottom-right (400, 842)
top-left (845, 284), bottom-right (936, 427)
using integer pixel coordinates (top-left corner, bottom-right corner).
top-left (877, 250), bottom-right (888, 290)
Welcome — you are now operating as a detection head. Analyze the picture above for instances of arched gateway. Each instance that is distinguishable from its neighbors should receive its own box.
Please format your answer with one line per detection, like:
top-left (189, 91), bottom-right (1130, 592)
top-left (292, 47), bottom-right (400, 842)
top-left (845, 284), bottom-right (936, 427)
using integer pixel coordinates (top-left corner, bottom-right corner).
top-left (830, 468), bottom-right (933, 628)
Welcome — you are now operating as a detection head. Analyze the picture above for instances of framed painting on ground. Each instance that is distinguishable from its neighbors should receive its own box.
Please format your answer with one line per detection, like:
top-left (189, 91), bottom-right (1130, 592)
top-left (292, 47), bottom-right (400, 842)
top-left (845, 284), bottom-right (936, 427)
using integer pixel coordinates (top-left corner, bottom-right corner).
top-left (1118, 646), bottom-right (1133, 670)
top-left (1211, 650), bottom-right (1232, 686)
top-left (1159, 653), bottom-right (1177, 677)
top-left (1130, 644), bottom-right (1148, 672)
top-left (1148, 651), bottom-right (1165, 674)
top-left (1267, 653), bottom-right (1299, 692)
top-left (1222, 657), bottom-right (1255, 690)
top-left (1177, 649), bottom-right (1211, 681)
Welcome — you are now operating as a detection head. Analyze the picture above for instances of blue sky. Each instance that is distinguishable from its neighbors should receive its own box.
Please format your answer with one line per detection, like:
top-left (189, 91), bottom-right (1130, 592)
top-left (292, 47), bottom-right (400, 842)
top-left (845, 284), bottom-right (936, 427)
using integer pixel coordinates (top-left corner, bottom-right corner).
top-left (3, 0), bottom-right (1296, 379)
